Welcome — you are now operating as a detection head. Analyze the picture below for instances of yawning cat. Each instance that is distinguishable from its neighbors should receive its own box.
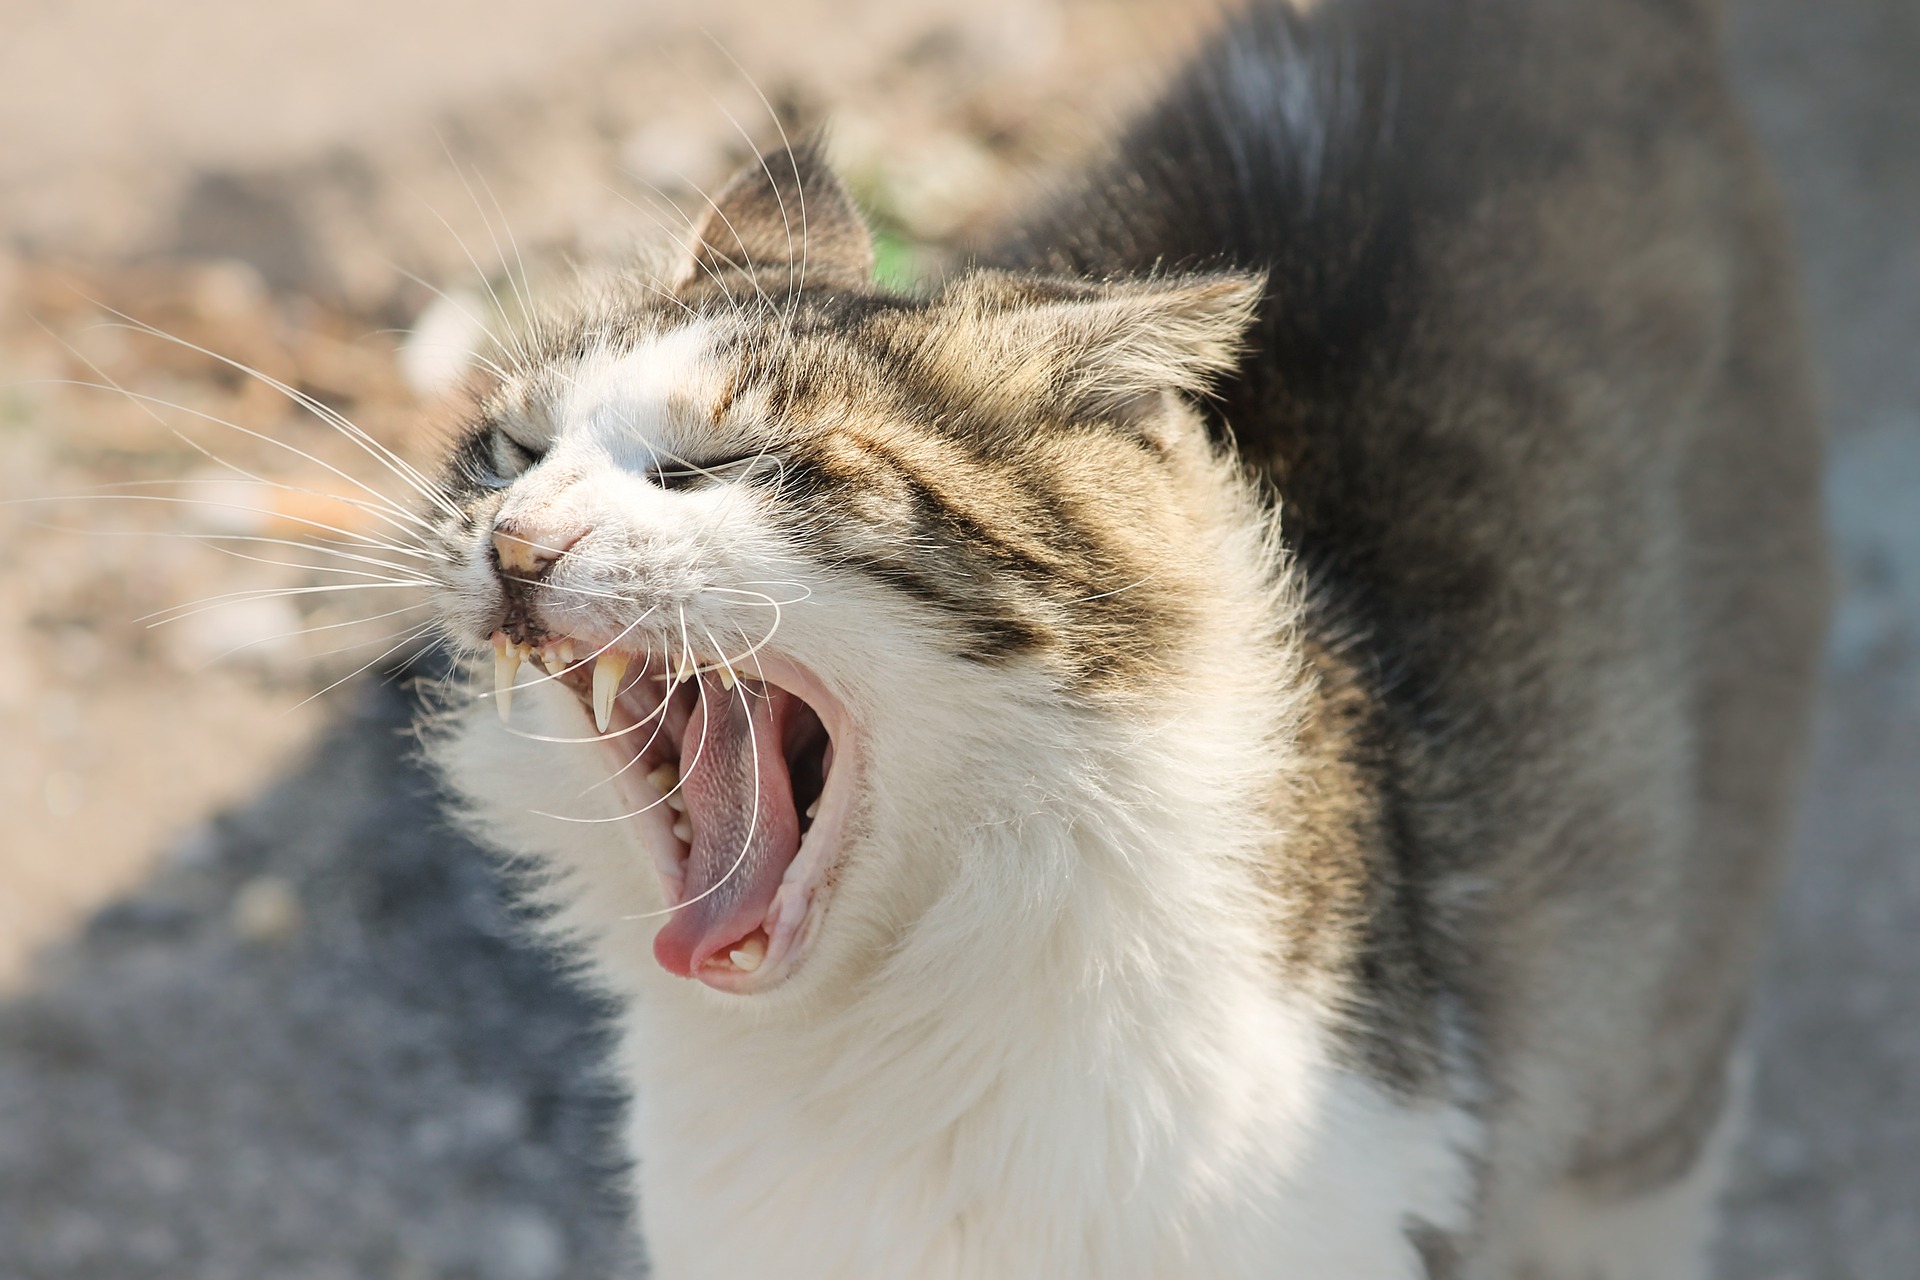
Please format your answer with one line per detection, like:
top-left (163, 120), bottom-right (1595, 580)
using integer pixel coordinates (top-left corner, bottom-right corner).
top-left (424, 1), bottom-right (1827, 1274)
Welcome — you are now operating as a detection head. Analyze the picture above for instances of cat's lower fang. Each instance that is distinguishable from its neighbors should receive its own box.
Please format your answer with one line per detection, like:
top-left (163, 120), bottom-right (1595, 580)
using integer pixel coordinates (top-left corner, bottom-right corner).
top-left (729, 936), bottom-right (766, 972)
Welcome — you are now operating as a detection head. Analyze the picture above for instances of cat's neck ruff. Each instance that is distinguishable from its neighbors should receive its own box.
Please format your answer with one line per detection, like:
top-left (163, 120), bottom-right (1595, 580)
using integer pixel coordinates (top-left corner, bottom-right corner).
top-left (440, 627), bottom-right (1476, 1278)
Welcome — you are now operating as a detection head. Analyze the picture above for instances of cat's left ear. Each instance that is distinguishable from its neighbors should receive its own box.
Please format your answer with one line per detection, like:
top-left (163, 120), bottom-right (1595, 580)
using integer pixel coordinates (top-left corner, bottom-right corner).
top-left (674, 138), bottom-right (875, 290)
top-left (910, 270), bottom-right (1265, 419)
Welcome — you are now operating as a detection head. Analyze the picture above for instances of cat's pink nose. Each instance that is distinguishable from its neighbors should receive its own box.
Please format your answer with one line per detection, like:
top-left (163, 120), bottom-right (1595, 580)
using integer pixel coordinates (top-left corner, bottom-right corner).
top-left (492, 522), bottom-right (583, 579)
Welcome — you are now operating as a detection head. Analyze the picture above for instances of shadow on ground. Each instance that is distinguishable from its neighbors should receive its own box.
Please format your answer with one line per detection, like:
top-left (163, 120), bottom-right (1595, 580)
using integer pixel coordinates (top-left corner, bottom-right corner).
top-left (0, 683), bottom-right (636, 1280)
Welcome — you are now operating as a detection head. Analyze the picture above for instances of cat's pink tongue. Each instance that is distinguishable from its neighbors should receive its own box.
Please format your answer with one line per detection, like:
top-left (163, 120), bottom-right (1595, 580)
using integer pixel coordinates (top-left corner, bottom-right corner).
top-left (652, 683), bottom-right (802, 978)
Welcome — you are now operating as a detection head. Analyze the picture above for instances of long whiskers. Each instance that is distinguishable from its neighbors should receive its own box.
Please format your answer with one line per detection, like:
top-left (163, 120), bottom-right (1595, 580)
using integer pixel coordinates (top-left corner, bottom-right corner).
top-left (196, 602), bottom-right (438, 670)
top-left (37, 357), bottom-right (450, 541)
top-left (15, 490), bottom-right (446, 567)
top-left (140, 581), bottom-right (436, 629)
top-left (692, 44), bottom-right (806, 323)
top-left (280, 620), bottom-right (444, 715)
top-left (88, 305), bottom-right (466, 522)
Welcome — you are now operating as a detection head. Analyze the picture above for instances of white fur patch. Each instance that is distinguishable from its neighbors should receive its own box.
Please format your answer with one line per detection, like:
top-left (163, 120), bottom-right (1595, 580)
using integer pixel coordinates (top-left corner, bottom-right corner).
top-left (548, 322), bottom-right (726, 472)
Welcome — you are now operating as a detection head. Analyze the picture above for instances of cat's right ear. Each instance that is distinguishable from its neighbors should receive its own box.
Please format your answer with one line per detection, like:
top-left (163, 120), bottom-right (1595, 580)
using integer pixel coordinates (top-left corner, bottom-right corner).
top-left (673, 138), bottom-right (875, 291)
top-left (905, 270), bottom-right (1264, 421)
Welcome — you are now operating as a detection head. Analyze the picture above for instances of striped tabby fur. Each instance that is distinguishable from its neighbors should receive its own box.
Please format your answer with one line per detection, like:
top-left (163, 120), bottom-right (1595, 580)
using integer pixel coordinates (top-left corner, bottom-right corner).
top-left (424, 1), bottom-right (1827, 1275)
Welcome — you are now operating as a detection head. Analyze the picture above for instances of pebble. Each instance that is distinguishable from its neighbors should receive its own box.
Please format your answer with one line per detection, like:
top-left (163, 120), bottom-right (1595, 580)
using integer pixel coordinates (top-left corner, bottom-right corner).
top-left (400, 290), bottom-right (491, 398)
top-left (230, 875), bottom-right (304, 945)
top-left (476, 1207), bottom-right (568, 1280)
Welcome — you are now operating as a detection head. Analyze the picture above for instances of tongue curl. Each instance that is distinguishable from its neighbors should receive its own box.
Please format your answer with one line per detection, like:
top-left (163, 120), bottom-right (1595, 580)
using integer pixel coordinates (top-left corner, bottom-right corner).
top-left (652, 681), bottom-right (804, 978)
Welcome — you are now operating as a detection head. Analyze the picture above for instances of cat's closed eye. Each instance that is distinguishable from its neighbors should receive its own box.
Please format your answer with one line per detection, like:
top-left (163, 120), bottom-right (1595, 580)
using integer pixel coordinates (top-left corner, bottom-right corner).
top-left (648, 452), bottom-right (763, 491)
top-left (479, 425), bottom-right (544, 489)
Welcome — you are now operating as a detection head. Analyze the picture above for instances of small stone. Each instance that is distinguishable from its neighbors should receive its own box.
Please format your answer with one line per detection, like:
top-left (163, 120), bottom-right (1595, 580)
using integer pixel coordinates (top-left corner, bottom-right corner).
top-left (168, 823), bottom-right (222, 870)
top-left (164, 591), bottom-right (307, 677)
top-left (124, 1221), bottom-right (182, 1266)
top-left (231, 875), bottom-right (304, 945)
top-left (185, 258), bottom-right (270, 322)
top-left (45, 1211), bottom-right (107, 1264)
top-left (461, 1088), bottom-right (529, 1147)
top-left (400, 289), bottom-right (490, 397)
top-left (476, 1207), bottom-right (567, 1280)
top-left (43, 770), bottom-right (85, 818)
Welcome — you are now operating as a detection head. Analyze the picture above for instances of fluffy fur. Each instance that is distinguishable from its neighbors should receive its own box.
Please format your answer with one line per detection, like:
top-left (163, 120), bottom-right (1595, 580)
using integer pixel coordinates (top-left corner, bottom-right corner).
top-left (422, 1), bottom-right (1827, 1275)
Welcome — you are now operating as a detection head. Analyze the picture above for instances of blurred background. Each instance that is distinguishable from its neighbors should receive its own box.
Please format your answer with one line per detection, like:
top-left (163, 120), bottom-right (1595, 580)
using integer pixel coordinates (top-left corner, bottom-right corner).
top-left (0, 0), bottom-right (1914, 1276)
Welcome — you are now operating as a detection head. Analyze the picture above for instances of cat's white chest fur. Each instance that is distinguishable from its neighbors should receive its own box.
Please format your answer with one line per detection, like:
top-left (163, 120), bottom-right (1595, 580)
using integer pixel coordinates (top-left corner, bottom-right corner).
top-left (626, 967), bottom-right (1473, 1279)
top-left (442, 674), bottom-right (1476, 1279)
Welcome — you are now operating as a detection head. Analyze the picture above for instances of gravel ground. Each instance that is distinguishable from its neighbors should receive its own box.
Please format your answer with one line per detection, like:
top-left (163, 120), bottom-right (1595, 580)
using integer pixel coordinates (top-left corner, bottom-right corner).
top-left (2, 1), bottom-right (1916, 1276)
top-left (1721, 2), bottom-right (1920, 1275)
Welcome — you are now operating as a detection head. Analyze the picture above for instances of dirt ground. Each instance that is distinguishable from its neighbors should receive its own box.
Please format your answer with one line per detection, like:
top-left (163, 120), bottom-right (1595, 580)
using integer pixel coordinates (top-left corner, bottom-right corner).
top-left (0, 1), bottom-right (1915, 1276)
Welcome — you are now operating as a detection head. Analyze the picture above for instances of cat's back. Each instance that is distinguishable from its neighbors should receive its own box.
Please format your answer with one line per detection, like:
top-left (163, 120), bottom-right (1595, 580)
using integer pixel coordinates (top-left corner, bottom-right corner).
top-left (997, 0), bottom-right (1826, 1269)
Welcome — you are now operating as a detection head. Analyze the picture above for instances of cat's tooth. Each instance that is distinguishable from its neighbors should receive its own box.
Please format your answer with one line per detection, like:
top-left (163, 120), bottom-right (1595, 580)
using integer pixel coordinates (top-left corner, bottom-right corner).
top-left (648, 763), bottom-right (685, 811)
top-left (717, 665), bottom-right (737, 691)
top-left (539, 643), bottom-right (567, 676)
top-left (559, 638), bottom-right (574, 667)
top-left (493, 634), bottom-right (520, 722)
top-left (729, 936), bottom-right (766, 972)
top-left (592, 651), bottom-right (630, 732)
top-left (672, 819), bottom-right (693, 843)
top-left (805, 799), bottom-right (820, 820)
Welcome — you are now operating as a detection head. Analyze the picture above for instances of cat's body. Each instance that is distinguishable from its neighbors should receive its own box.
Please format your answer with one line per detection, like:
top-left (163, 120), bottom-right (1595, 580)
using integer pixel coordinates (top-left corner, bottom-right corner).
top-left (425, 1), bottom-right (1826, 1276)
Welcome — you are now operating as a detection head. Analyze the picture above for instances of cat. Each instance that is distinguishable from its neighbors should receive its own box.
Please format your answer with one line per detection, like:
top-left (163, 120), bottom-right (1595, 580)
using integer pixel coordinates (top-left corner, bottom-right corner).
top-left (422, 0), bottom-right (1828, 1275)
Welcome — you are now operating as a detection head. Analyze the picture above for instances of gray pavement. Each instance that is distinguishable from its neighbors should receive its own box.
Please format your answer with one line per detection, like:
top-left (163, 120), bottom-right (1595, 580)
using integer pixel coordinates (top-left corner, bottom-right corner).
top-left (1722, 2), bottom-right (1920, 1275)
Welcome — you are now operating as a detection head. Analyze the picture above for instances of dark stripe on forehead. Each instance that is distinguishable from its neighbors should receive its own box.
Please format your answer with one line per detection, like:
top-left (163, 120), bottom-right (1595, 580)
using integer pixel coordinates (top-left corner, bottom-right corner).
top-left (773, 426), bottom-right (1202, 693)
top-left (769, 444), bottom-right (1061, 663)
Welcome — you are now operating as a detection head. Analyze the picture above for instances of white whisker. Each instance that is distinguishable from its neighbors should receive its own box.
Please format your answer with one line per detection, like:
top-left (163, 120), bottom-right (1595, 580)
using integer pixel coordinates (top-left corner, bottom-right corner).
top-left (280, 621), bottom-right (442, 714)
top-left (90, 305), bottom-right (466, 521)
top-left (196, 602), bottom-right (437, 669)
top-left (140, 581), bottom-right (432, 628)
top-left (35, 372), bottom-right (443, 538)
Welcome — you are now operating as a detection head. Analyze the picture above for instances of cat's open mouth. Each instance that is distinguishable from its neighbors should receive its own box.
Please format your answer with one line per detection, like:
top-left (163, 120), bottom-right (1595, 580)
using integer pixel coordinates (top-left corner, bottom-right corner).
top-left (493, 634), bottom-right (851, 995)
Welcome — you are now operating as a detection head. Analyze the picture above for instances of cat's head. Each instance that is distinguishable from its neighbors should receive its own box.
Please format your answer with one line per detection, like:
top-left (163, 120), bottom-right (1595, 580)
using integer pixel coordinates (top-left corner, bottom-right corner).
top-left (426, 143), bottom-right (1273, 1001)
